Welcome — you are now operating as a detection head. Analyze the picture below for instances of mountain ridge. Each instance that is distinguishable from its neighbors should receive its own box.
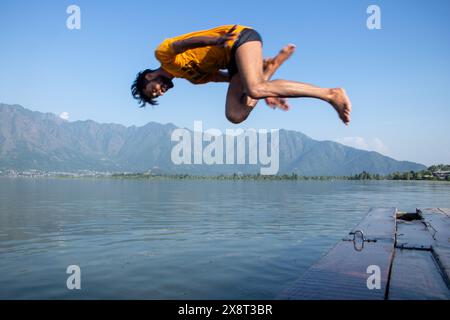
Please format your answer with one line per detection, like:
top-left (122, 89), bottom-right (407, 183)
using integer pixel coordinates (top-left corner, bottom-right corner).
top-left (0, 103), bottom-right (426, 175)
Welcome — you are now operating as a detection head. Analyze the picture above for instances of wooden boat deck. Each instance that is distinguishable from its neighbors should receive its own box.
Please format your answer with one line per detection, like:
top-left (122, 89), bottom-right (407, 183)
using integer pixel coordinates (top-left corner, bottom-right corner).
top-left (278, 207), bottom-right (450, 300)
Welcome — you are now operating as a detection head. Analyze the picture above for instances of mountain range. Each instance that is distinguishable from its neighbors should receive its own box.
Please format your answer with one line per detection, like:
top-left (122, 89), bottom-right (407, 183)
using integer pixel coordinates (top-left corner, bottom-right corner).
top-left (0, 103), bottom-right (426, 175)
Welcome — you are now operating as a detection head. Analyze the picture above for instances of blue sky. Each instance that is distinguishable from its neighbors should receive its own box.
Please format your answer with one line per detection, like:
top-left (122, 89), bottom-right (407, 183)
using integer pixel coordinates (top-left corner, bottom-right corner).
top-left (1, 0), bottom-right (449, 166)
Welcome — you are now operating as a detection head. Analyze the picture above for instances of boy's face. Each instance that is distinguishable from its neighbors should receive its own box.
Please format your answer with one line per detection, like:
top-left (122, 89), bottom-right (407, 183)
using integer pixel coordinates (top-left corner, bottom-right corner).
top-left (143, 73), bottom-right (174, 99)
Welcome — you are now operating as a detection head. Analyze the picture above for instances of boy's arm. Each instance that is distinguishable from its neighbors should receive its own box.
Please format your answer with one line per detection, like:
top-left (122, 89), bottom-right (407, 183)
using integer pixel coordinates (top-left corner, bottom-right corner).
top-left (171, 25), bottom-right (238, 55)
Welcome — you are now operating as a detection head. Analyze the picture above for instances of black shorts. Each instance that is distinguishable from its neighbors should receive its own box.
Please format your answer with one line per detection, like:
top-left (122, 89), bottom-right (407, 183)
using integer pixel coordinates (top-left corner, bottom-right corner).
top-left (227, 28), bottom-right (263, 79)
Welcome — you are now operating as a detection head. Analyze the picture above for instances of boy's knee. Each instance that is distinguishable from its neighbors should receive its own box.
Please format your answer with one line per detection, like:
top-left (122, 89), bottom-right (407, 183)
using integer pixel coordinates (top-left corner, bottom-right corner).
top-left (246, 82), bottom-right (267, 100)
top-left (226, 110), bottom-right (249, 124)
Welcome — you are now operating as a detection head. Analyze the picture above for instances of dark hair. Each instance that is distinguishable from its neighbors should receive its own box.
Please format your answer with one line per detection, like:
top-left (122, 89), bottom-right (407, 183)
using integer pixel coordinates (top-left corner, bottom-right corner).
top-left (131, 69), bottom-right (158, 107)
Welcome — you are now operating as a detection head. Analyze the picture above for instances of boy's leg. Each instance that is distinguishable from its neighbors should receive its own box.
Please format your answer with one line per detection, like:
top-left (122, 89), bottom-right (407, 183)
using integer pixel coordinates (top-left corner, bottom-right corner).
top-left (246, 44), bottom-right (296, 110)
top-left (225, 44), bottom-right (295, 124)
top-left (235, 41), bottom-right (352, 125)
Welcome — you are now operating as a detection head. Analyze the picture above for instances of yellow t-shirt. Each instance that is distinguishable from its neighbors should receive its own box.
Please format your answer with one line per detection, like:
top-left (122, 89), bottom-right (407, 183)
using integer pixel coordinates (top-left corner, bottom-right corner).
top-left (155, 25), bottom-right (249, 84)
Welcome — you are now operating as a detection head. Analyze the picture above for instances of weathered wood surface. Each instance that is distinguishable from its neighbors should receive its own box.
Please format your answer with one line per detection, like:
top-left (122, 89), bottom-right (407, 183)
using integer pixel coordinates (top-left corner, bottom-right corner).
top-left (422, 208), bottom-right (450, 285)
top-left (344, 207), bottom-right (397, 241)
top-left (278, 241), bottom-right (394, 300)
top-left (279, 208), bottom-right (396, 300)
top-left (421, 208), bottom-right (450, 246)
top-left (396, 220), bottom-right (434, 250)
top-left (420, 208), bottom-right (450, 283)
top-left (391, 209), bottom-right (449, 299)
top-left (279, 208), bottom-right (450, 300)
top-left (388, 249), bottom-right (450, 300)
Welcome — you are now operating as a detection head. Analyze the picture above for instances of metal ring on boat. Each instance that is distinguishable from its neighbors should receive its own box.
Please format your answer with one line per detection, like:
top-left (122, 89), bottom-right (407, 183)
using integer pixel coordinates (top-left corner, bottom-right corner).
top-left (353, 230), bottom-right (365, 251)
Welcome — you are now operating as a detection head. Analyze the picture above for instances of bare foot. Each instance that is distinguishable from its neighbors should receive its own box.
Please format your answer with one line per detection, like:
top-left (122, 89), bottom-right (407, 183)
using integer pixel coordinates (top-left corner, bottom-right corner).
top-left (329, 88), bottom-right (352, 125)
top-left (262, 44), bottom-right (297, 110)
top-left (265, 97), bottom-right (290, 111)
top-left (263, 44), bottom-right (296, 77)
top-left (263, 57), bottom-right (274, 69)
top-left (274, 43), bottom-right (296, 64)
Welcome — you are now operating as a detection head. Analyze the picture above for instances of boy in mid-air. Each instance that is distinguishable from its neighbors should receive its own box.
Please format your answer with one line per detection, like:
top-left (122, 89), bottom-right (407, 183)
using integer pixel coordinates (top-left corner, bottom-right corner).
top-left (132, 25), bottom-right (351, 125)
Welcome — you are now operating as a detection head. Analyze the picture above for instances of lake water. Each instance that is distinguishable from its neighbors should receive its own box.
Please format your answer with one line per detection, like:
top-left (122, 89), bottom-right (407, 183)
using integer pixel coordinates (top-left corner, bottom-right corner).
top-left (0, 178), bottom-right (449, 299)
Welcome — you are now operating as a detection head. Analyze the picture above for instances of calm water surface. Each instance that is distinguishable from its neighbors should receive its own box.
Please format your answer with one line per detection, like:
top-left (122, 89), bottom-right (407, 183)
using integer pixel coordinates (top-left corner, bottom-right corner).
top-left (0, 178), bottom-right (449, 299)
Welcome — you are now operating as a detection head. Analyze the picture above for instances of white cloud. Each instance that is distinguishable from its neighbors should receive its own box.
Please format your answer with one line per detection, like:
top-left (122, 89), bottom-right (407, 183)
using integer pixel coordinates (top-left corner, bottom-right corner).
top-left (335, 137), bottom-right (369, 150)
top-left (59, 112), bottom-right (70, 120)
top-left (372, 137), bottom-right (389, 154)
top-left (335, 136), bottom-right (389, 155)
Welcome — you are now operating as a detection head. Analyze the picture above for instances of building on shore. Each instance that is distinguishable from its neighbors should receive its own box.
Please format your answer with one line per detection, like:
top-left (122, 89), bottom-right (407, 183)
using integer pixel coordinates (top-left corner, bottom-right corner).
top-left (432, 170), bottom-right (450, 180)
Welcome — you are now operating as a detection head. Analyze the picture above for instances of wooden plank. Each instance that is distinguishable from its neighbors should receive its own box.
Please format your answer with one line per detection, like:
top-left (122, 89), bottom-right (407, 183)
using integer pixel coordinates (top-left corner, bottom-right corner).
top-left (435, 208), bottom-right (450, 218)
top-left (388, 249), bottom-right (450, 300)
top-left (344, 207), bottom-right (397, 241)
top-left (396, 220), bottom-right (434, 250)
top-left (432, 247), bottom-right (450, 285)
top-left (279, 207), bottom-right (450, 300)
top-left (278, 241), bottom-right (394, 300)
top-left (420, 208), bottom-right (450, 281)
top-left (421, 208), bottom-right (450, 247)
top-left (279, 208), bottom-right (397, 300)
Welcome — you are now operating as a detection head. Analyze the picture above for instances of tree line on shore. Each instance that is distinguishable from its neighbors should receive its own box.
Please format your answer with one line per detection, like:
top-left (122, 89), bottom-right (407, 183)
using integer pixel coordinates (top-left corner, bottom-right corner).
top-left (110, 165), bottom-right (450, 181)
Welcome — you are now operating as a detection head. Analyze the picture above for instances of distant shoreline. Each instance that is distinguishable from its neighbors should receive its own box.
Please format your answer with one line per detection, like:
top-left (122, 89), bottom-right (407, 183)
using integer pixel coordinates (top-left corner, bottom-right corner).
top-left (1, 169), bottom-right (449, 182)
